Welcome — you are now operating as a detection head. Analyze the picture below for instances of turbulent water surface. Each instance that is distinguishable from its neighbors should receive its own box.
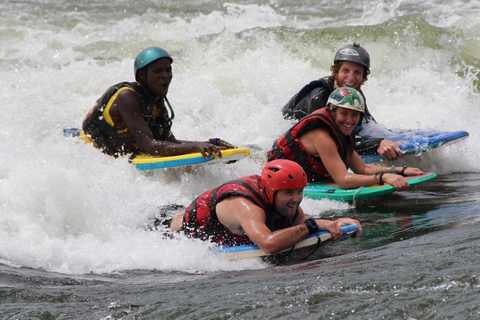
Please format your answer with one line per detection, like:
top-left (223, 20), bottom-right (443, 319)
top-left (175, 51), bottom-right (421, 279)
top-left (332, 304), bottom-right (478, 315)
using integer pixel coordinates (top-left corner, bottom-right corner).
top-left (1, 0), bottom-right (480, 319)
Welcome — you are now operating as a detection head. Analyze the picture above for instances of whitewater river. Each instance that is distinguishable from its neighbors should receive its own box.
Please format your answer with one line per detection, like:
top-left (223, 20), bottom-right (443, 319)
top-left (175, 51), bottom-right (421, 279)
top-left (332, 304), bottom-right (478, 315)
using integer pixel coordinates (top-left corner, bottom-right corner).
top-left (1, 0), bottom-right (480, 318)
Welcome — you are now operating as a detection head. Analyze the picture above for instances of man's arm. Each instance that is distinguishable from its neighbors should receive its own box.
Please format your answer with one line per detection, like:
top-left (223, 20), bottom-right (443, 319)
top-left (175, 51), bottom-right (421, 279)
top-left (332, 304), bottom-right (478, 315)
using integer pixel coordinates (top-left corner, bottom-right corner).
top-left (354, 137), bottom-right (384, 155)
top-left (376, 139), bottom-right (404, 161)
top-left (306, 87), bottom-right (331, 115)
top-left (355, 135), bottom-right (404, 161)
top-left (293, 206), bottom-right (363, 241)
top-left (113, 90), bottom-right (225, 158)
top-left (216, 197), bottom-right (362, 253)
top-left (216, 197), bottom-right (311, 254)
top-left (355, 126), bottom-right (404, 160)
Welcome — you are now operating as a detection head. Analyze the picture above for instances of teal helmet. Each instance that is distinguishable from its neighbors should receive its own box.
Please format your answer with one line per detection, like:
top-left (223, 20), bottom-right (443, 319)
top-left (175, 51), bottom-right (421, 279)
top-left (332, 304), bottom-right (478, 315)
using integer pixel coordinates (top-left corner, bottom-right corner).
top-left (327, 87), bottom-right (365, 113)
top-left (334, 43), bottom-right (370, 70)
top-left (134, 47), bottom-right (173, 78)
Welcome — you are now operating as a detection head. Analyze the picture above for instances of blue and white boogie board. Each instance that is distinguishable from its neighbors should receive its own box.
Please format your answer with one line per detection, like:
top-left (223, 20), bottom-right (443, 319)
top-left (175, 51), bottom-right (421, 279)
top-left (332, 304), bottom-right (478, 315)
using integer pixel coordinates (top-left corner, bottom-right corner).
top-left (360, 130), bottom-right (469, 164)
top-left (219, 224), bottom-right (359, 264)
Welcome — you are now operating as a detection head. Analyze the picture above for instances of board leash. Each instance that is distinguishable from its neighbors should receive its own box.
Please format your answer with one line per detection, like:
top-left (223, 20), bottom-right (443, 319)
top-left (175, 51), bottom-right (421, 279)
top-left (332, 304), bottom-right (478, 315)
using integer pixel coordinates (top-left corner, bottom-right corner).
top-left (352, 186), bottom-right (365, 204)
top-left (298, 233), bottom-right (324, 261)
top-left (272, 232), bottom-right (325, 262)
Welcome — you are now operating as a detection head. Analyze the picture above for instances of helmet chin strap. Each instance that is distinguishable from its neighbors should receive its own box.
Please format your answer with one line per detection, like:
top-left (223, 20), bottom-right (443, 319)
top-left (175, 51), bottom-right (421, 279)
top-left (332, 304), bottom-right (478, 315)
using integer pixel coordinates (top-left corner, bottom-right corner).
top-left (163, 96), bottom-right (175, 121)
top-left (138, 68), bottom-right (175, 122)
top-left (138, 68), bottom-right (156, 98)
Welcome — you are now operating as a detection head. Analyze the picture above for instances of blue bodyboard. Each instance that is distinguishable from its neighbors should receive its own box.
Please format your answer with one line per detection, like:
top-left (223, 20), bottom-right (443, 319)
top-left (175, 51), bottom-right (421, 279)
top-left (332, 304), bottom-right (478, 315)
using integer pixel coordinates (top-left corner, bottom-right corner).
top-left (219, 224), bottom-right (359, 263)
top-left (360, 130), bottom-right (469, 163)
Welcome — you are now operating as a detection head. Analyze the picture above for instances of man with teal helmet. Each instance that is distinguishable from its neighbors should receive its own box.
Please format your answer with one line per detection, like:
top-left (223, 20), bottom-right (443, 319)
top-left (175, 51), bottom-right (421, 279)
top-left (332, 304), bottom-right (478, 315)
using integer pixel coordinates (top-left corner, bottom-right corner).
top-left (134, 47), bottom-right (173, 80)
top-left (269, 87), bottom-right (424, 189)
top-left (281, 43), bottom-right (403, 161)
top-left (82, 46), bottom-right (235, 157)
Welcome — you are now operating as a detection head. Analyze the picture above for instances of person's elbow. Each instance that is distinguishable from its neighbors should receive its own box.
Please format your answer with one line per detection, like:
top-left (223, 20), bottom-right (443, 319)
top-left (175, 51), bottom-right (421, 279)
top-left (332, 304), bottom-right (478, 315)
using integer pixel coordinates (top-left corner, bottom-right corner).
top-left (259, 239), bottom-right (288, 254)
top-left (335, 179), bottom-right (354, 190)
top-left (334, 173), bottom-right (361, 189)
top-left (138, 138), bottom-right (171, 156)
top-left (261, 244), bottom-right (282, 255)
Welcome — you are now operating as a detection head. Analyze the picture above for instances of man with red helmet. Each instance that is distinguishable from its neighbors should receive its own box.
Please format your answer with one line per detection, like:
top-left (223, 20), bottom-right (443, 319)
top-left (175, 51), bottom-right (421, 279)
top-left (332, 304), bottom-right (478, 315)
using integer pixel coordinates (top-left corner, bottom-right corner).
top-left (170, 159), bottom-right (362, 254)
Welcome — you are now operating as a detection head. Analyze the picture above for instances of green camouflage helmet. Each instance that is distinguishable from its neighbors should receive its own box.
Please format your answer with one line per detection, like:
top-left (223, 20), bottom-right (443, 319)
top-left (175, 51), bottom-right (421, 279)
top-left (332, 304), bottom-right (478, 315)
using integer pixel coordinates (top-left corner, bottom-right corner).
top-left (327, 87), bottom-right (365, 113)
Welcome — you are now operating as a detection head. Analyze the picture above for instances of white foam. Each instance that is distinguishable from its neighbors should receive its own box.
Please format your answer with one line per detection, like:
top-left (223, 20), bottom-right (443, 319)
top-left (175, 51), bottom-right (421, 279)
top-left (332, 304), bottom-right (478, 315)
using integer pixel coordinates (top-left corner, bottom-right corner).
top-left (1, 0), bottom-right (479, 274)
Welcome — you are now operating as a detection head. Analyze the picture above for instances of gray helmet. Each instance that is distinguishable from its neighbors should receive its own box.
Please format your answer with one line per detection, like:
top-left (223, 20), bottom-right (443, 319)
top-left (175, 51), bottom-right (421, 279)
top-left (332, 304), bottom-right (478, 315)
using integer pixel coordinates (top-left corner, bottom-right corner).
top-left (334, 43), bottom-right (370, 69)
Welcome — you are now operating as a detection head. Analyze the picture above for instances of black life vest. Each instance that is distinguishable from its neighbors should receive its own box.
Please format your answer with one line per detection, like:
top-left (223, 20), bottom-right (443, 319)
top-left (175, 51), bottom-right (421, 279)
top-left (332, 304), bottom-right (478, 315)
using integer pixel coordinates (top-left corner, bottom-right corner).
top-left (181, 175), bottom-right (298, 246)
top-left (282, 76), bottom-right (373, 123)
top-left (268, 108), bottom-right (354, 182)
top-left (82, 82), bottom-right (173, 156)
top-left (293, 77), bottom-right (335, 109)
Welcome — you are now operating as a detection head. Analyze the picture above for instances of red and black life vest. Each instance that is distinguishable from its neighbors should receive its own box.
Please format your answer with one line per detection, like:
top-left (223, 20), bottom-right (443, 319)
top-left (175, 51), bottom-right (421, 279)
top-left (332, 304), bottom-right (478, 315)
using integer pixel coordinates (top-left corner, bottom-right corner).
top-left (181, 175), bottom-right (298, 246)
top-left (82, 81), bottom-right (173, 156)
top-left (268, 108), bottom-right (354, 182)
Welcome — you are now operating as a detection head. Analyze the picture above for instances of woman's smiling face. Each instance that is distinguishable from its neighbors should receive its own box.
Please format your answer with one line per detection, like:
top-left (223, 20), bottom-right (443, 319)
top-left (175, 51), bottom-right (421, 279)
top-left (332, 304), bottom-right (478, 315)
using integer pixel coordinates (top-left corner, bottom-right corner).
top-left (332, 107), bottom-right (361, 135)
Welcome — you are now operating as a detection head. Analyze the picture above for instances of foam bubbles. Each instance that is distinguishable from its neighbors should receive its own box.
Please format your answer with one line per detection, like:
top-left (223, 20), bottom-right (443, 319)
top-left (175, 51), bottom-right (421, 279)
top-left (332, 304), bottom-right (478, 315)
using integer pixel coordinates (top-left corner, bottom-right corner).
top-left (1, 0), bottom-right (479, 275)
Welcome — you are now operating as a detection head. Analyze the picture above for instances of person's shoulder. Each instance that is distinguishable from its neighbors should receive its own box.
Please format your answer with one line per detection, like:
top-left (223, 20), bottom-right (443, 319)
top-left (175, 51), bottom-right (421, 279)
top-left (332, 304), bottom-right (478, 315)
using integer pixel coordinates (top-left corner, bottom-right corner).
top-left (112, 86), bottom-right (143, 114)
top-left (321, 75), bottom-right (334, 83)
top-left (218, 195), bottom-right (261, 213)
top-left (308, 78), bottom-right (332, 105)
top-left (247, 174), bottom-right (261, 181)
top-left (308, 107), bottom-right (329, 116)
top-left (228, 174), bottom-right (261, 185)
top-left (115, 85), bottom-right (141, 102)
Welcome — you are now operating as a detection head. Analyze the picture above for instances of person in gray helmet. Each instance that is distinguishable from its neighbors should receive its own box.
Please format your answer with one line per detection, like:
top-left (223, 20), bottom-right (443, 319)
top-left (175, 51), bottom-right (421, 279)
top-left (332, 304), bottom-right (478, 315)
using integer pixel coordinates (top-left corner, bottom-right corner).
top-left (281, 43), bottom-right (402, 160)
top-left (82, 46), bottom-right (235, 157)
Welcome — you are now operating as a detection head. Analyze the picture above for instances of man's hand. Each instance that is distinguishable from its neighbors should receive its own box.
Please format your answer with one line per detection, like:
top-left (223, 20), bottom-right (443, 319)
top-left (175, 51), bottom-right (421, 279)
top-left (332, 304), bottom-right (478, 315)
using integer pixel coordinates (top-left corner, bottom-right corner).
top-left (377, 140), bottom-right (403, 161)
top-left (315, 218), bottom-right (362, 242)
top-left (209, 138), bottom-right (237, 149)
top-left (195, 142), bottom-right (222, 159)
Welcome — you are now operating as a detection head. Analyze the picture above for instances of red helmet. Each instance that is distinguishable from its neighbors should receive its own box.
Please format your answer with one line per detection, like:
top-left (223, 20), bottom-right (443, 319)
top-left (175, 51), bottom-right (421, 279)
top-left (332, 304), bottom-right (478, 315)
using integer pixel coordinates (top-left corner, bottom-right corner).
top-left (261, 160), bottom-right (307, 205)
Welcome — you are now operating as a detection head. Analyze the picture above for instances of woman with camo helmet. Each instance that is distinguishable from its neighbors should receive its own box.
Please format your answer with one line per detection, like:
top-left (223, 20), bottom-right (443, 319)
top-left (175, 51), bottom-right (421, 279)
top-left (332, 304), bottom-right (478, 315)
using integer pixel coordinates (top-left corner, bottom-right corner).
top-left (270, 87), bottom-right (423, 190)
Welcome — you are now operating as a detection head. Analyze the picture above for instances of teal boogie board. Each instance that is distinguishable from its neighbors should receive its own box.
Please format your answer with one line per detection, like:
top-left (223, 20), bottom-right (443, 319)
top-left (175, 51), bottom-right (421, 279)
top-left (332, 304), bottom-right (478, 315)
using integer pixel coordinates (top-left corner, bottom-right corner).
top-left (360, 130), bottom-right (469, 164)
top-left (219, 224), bottom-right (359, 263)
top-left (64, 128), bottom-right (250, 170)
top-left (304, 172), bottom-right (437, 202)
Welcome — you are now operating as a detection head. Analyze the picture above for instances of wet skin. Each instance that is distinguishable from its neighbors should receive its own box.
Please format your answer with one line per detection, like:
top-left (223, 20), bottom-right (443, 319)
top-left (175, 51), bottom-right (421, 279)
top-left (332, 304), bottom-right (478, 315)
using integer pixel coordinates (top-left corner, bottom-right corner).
top-left (334, 61), bottom-right (364, 90)
top-left (331, 107), bottom-right (361, 136)
top-left (273, 188), bottom-right (304, 218)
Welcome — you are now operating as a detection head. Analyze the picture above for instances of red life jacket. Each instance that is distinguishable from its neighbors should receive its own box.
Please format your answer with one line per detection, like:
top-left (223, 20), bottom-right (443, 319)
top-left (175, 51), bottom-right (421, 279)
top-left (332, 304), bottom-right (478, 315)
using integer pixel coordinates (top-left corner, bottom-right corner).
top-left (181, 175), bottom-right (298, 246)
top-left (268, 108), bottom-right (354, 181)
